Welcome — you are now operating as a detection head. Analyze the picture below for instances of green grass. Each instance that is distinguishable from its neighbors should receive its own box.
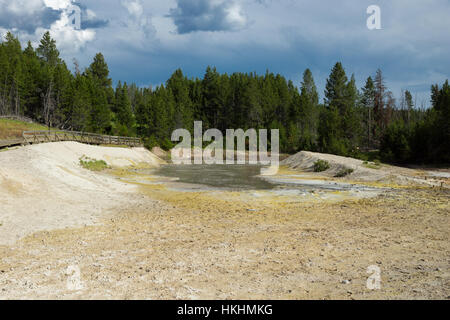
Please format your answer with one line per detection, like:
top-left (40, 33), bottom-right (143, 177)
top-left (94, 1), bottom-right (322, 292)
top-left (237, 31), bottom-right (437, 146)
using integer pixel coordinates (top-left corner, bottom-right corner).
top-left (79, 156), bottom-right (109, 171)
top-left (313, 159), bottom-right (330, 172)
top-left (363, 160), bottom-right (381, 170)
top-left (100, 144), bottom-right (130, 148)
top-left (0, 119), bottom-right (51, 140)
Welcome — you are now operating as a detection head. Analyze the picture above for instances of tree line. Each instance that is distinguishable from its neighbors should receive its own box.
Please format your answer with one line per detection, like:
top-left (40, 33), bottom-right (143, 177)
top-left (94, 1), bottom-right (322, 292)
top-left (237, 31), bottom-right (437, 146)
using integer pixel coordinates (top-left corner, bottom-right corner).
top-left (0, 32), bottom-right (448, 164)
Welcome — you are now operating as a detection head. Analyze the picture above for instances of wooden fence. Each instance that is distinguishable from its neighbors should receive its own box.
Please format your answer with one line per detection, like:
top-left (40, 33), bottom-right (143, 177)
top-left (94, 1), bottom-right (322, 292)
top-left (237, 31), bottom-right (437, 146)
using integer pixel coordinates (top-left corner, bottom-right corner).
top-left (22, 130), bottom-right (142, 147)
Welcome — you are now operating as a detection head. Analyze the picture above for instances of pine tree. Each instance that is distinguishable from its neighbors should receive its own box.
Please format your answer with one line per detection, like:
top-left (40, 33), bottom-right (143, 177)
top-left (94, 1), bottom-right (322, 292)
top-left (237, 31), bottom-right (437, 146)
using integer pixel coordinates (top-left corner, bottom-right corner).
top-left (260, 71), bottom-right (277, 128)
top-left (301, 69), bottom-right (319, 105)
top-left (0, 41), bottom-right (8, 114)
top-left (202, 66), bottom-right (221, 128)
top-left (318, 106), bottom-right (345, 155)
top-left (361, 77), bottom-right (375, 149)
top-left (373, 69), bottom-right (386, 144)
top-left (321, 62), bottom-right (350, 154)
top-left (70, 72), bottom-right (91, 130)
top-left (22, 41), bottom-right (41, 118)
top-left (36, 32), bottom-right (63, 126)
top-left (275, 74), bottom-right (291, 127)
top-left (429, 80), bottom-right (450, 162)
top-left (297, 69), bottom-right (319, 150)
top-left (404, 90), bottom-right (413, 125)
top-left (154, 85), bottom-right (176, 145)
top-left (37, 31), bottom-right (60, 67)
top-left (344, 74), bottom-right (360, 150)
top-left (242, 74), bottom-right (262, 129)
top-left (114, 82), bottom-right (135, 136)
top-left (166, 69), bottom-right (193, 131)
top-left (52, 61), bottom-right (74, 128)
top-left (88, 81), bottom-right (111, 133)
top-left (88, 53), bottom-right (112, 89)
top-left (324, 62), bottom-right (348, 115)
top-left (2, 32), bottom-right (23, 115)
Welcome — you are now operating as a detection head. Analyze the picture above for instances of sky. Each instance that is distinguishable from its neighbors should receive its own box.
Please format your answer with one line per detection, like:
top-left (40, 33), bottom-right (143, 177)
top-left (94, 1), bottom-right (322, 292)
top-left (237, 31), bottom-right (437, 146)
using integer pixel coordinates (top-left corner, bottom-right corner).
top-left (1, 0), bottom-right (449, 106)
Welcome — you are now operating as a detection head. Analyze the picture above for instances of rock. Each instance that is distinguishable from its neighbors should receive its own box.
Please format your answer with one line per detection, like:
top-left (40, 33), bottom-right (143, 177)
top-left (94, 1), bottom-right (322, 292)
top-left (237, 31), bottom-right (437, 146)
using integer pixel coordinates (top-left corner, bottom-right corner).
top-left (342, 280), bottom-right (351, 284)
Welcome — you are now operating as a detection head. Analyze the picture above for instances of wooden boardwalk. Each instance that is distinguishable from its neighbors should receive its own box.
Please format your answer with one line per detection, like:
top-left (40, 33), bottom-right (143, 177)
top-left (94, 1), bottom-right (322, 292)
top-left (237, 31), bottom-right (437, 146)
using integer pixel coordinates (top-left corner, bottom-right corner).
top-left (0, 138), bottom-right (25, 148)
top-left (0, 130), bottom-right (142, 149)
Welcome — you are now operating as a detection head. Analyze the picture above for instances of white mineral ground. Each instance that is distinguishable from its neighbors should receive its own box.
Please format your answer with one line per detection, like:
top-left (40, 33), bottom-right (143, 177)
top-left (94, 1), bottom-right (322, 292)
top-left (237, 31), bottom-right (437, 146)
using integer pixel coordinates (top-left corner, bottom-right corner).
top-left (0, 142), bottom-right (164, 245)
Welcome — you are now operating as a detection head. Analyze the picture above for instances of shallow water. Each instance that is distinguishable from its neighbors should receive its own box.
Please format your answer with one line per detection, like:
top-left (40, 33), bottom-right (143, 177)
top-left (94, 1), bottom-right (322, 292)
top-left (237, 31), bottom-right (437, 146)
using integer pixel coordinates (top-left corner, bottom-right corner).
top-left (154, 164), bottom-right (274, 190)
top-left (153, 164), bottom-right (381, 193)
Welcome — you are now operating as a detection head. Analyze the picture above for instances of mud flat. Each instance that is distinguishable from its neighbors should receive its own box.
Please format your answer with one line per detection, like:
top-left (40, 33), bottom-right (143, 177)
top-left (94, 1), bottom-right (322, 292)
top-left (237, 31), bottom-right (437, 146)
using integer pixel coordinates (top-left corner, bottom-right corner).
top-left (0, 145), bottom-right (448, 299)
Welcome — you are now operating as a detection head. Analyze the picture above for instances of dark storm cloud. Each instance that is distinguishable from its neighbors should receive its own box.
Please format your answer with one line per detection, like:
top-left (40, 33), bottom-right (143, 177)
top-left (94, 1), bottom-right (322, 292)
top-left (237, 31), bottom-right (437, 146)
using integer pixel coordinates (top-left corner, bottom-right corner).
top-left (0, 5), bottom-right (61, 33)
top-left (0, 1), bottom-right (107, 34)
top-left (167, 0), bottom-right (247, 34)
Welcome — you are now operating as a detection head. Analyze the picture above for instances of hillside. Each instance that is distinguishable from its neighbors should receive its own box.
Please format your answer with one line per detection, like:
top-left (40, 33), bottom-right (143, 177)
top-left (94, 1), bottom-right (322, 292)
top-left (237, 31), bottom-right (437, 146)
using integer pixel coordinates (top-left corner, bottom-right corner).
top-left (0, 141), bottom-right (165, 245)
top-left (0, 118), bottom-right (50, 140)
top-left (281, 150), bottom-right (450, 188)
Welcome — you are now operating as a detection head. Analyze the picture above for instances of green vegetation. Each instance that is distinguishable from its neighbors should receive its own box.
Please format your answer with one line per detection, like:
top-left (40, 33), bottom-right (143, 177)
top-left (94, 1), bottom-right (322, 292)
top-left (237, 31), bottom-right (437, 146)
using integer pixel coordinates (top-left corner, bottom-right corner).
top-left (379, 81), bottom-right (450, 164)
top-left (0, 119), bottom-right (49, 140)
top-left (313, 160), bottom-right (330, 172)
top-left (79, 156), bottom-right (109, 171)
top-left (335, 167), bottom-right (354, 177)
top-left (100, 144), bottom-right (130, 148)
top-left (363, 161), bottom-right (381, 170)
top-left (1, 31), bottom-right (448, 165)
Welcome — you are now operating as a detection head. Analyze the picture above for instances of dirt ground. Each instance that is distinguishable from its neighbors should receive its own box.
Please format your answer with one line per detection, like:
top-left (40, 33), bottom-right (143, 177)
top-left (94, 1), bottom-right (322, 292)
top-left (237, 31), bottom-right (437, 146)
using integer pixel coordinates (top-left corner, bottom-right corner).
top-left (1, 177), bottom-right (449, 299)
top-left (0, 144), bottom-right (449, 299)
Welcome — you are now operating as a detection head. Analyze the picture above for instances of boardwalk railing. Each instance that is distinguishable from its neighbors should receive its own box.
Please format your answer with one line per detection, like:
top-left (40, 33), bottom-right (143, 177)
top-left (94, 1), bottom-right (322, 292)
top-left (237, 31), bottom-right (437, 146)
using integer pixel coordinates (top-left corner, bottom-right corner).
top-left (22, 130), bottom-right (142, 147)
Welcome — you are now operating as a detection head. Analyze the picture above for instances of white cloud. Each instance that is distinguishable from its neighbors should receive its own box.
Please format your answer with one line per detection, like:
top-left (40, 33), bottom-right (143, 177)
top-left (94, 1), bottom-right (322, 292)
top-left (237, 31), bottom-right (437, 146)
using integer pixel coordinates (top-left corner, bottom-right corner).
top-left (224, 2), bottom-right (247, 30)
top-left (37, 11), bottom-right (95, 54)
top-left (116, 0), bottom-right (156, 45)
top-left (43, 0), bottom-right (72, 10)
top-left (123, 0), bottom-right (144, 17)
top-left (0, 0), bottom-right (99, 54)
top-left (0, 0), bottom-right (59, 33)
top-left (3, 0), bottom-right (43, 13)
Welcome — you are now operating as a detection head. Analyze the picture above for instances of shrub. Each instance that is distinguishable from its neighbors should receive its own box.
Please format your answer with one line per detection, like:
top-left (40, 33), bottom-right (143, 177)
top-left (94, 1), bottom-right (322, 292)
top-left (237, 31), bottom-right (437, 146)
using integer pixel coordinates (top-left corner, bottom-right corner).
top-left (313, 159), bottom-right (330, 172)
top-left (335, 167), bottom-right (354, 177)
top-left (363, 162), bottom-right (380, 170)
top-left (160, 138), bottom-right (175, 151)
top-left (143, 136), bottom-right (158, 150)
top-left (79, 156), bottom-right (109, 171)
